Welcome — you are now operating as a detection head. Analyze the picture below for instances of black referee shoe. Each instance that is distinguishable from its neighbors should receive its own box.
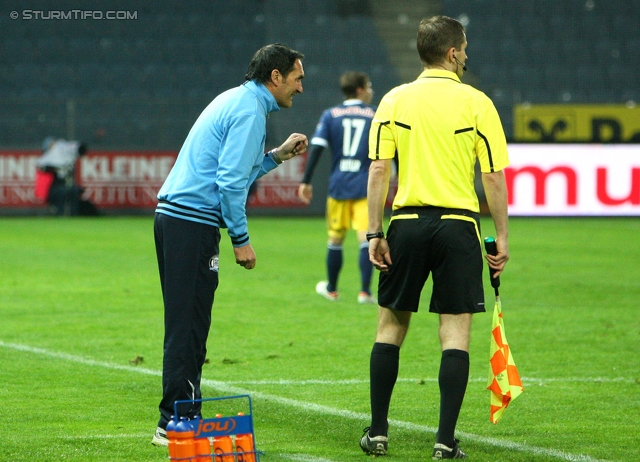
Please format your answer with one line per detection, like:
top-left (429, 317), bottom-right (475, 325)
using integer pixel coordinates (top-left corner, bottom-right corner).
top-left (360, 427), bottom-right (388, 456)
top-left (432, 439), bottom-right (467, 459)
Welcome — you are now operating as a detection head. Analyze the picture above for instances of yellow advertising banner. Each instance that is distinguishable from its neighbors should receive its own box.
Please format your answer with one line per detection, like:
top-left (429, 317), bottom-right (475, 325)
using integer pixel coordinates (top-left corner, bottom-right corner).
top-left (514, 104), bottom-right (640, 142)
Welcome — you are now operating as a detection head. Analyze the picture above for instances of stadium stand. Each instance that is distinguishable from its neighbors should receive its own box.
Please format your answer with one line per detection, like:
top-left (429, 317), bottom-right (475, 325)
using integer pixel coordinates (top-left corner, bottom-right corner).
top-left (0, 0), bottom-right (398, 149)
top-left (1, 0), bottom-right (637, 147)
top-left (441, 0), bottom-right (640, 136)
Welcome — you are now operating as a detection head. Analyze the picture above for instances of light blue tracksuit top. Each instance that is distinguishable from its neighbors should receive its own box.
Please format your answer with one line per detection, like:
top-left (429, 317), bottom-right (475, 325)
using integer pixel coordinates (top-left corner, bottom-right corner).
top-left (156, 80), bottom-right (280, 247)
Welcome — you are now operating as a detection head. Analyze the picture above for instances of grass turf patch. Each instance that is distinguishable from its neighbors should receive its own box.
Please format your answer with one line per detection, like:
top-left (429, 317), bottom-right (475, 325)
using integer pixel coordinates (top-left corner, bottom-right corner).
top-left (1, 216), bottom-right (638, 461)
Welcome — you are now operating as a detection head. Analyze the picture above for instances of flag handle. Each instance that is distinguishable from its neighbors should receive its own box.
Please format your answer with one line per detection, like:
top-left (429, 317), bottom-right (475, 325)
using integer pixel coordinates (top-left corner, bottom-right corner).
top-left (484, 237), bottom-right (500, 296)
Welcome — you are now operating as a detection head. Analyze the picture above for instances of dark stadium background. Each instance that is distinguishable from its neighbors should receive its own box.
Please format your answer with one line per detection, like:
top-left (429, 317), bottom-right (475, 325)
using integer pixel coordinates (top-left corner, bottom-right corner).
top-left (1, 0), bottom-right (638, 215)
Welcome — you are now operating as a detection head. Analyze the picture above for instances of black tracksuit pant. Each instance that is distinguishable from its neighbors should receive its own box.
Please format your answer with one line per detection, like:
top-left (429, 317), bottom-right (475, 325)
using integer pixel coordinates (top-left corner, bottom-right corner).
top-left (154, 213), bottom-right (220, 429)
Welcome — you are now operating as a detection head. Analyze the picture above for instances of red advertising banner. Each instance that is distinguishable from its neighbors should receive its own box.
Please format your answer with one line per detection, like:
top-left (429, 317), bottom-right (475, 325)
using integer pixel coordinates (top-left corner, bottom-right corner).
top-left (7, 145), bottom-right (635, 215)
top-left (248, 153), bottom-right (307, 208)
top-left (506, 144), bottom-right (640, 216)
top-left (0, 150), bottom-right (309, 210)
top-left (0, 150), bottom-right (41, 207)
top-left (77, 151), bottom-right (177, 208)
top-left (0, 150), bottom-right (177, 209)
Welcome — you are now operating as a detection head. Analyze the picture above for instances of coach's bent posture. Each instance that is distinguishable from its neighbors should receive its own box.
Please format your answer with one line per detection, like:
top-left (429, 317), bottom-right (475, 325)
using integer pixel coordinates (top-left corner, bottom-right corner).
top-left (151, 43), bottom-right (307, 446)
top-left (361, 16), bottom-right (510, 459)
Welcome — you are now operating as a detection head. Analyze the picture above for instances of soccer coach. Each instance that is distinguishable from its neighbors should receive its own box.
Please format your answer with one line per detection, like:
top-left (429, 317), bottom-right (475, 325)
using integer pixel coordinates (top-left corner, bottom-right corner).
top-left (151, 43), bottom-right (307, 446)
top-left (361, 16), bottom-right (510, 460)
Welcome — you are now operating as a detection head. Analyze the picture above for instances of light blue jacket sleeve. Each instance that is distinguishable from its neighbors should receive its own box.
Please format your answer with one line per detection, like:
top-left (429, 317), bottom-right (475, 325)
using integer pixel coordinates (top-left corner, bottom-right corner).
top-left (257, 153), bottom-right (279, 179)
top-left (216, 109), bottom-right (265, 247)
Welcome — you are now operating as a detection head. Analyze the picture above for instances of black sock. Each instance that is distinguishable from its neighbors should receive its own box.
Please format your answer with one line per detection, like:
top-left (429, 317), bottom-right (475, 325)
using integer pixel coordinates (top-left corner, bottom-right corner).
top-left (369, 342), bottom-right (400, 437)
top-left (358, 243), bottom-right (373, 293)
top-left (437, 349), bottom-right (469, 446)
top-left (326, 244), bottom-right (342, 292)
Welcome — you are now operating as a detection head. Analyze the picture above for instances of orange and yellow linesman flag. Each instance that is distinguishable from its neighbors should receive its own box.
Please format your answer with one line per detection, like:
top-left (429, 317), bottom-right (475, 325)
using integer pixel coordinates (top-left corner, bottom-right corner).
top-left (487, 298), bottom-right (524, 423)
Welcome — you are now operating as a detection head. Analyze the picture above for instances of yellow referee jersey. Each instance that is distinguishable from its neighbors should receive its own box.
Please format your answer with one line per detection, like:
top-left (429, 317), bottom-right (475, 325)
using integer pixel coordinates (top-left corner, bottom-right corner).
top-left (369, 69), bottom-right (509, 212)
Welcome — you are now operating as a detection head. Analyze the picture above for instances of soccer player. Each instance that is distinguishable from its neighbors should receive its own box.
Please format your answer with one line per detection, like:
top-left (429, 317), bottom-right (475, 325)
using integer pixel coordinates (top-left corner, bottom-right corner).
top-left (297, 71), bottom-right (377, 304)
top-left (360, 16), bottom-right (510, 459)
top-left (151, 43), bottom-right (308, 446)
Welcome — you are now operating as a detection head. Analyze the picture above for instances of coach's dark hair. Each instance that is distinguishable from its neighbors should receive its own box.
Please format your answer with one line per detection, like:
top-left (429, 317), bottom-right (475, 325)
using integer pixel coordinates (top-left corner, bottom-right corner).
top-left (339, 71), bottom-right (370, 99)
top-left (245, 43), bottom-right (304, 83)
top-left (416, 15), bottom-right (466, 66)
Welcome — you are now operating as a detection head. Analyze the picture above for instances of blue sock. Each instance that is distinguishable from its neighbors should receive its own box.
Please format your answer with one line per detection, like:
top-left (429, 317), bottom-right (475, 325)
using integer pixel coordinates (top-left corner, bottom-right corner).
top-left (326, 243), bottom-right (342, 292)
top-left (359, 242), bottom-right (373, 294)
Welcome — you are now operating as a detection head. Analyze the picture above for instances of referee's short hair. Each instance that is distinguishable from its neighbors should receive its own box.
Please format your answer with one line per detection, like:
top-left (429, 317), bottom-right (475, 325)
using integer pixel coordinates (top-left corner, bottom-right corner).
top-left (339, 71), bottom-right (370, 99)
top-left (417, 15), bottom-right (466, 66)
top-left (245, 43), bottom-right (305, 84)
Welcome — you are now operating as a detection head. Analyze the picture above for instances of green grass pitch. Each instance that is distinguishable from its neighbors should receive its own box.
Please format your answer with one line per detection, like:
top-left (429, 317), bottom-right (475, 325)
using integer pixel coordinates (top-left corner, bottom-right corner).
top-left (1, 216), bottom-right (638, 461)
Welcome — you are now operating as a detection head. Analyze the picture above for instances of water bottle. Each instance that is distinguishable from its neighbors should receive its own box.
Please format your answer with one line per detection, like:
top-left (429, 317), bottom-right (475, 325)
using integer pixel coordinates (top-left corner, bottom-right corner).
top-left (235, 413), bottom-right (256, 462)
top-left (212, 414), bottom-right (234, 462)
top-left (172, 417), bottom-right (196, 461)
top-left (212, 435), bottom-right (234, 462)
top-left (235, 433), bottom-right (255, 462)
top-left (166, 416), bottom-right (179, 459)
top-left (194, 435), bottom-right (212, 462)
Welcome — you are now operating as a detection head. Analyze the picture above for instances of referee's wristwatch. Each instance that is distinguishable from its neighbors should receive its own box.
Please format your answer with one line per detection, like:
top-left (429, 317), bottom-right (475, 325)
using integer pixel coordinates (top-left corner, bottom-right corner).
top-left (366, 231), bottom-right (385, 241)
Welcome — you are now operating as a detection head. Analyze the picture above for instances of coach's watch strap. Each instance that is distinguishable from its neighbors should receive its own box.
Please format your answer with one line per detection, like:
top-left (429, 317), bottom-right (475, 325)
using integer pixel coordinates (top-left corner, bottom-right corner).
top-left (267, 148), bottom-right (282, 164)
top-left (366, 231), bottom-right (385, 241)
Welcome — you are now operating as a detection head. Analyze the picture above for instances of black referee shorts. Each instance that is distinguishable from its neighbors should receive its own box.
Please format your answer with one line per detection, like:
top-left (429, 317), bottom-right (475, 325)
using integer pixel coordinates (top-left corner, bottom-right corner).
top-left (378, 206), bottom-right (485, 314)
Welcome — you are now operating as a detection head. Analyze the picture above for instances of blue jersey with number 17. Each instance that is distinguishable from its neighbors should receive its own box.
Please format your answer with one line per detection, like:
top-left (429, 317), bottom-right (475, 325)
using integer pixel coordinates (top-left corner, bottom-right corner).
top-left (310, 99), bottom-right (376, 200)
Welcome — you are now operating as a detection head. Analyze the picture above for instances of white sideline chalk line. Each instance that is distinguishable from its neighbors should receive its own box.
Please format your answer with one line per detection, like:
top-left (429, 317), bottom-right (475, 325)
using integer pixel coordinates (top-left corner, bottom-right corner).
top-left (279, 455), bottom-right (337, 462)
top-left (0, 341), bottom-right (608, 462)
top-left (61, 433), bottom-right (150, 440)
top-left (220, 376), bottom-right (635, 385)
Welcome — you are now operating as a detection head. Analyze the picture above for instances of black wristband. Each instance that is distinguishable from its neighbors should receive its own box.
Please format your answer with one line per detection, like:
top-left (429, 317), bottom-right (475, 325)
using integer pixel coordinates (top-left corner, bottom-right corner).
top-left (366, 231), bottom-right (385, 241)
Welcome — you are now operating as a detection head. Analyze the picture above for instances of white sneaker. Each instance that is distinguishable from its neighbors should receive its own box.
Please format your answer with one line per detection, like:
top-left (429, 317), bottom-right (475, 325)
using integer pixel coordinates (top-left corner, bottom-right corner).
top-left (316, 281), bottom-right (338, 301)
top-left (151, 427), bottom-right (168, 447)
top-left (358, 292), bottom-right (377, 304)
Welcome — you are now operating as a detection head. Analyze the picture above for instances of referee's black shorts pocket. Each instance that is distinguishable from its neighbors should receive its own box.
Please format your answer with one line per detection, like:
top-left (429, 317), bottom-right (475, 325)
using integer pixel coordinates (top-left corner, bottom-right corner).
top-left (429, 216), bottom-right (484, 314)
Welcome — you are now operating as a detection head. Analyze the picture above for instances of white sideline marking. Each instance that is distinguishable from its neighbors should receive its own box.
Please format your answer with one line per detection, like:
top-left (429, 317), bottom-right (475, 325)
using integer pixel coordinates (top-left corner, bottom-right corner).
top-left (61, 434), bottom-right (150, 439)
top-left (221, 376), bottom-right (635, 385)
top-left (0, 341), bottom-right (609, 462)
top-left (279, 455), bottom-right (337, 462)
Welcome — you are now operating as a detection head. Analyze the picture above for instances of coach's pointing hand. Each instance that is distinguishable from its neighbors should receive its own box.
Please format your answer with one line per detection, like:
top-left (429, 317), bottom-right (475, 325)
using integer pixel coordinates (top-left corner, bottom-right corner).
top-left (274, 133), bottom-right (308, 162)
top-left (234, 243), bottom-right (256, 270)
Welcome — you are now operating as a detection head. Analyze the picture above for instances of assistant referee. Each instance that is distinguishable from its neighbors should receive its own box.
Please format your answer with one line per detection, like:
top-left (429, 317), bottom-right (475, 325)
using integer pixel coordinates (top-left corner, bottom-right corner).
top-left (360, 16), bottom-right (510, 460)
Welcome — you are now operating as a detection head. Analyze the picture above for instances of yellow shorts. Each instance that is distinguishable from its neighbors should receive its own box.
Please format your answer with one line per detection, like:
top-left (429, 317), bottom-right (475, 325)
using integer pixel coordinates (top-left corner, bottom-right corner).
top-left (326, 197), bottom-right (368, 239)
